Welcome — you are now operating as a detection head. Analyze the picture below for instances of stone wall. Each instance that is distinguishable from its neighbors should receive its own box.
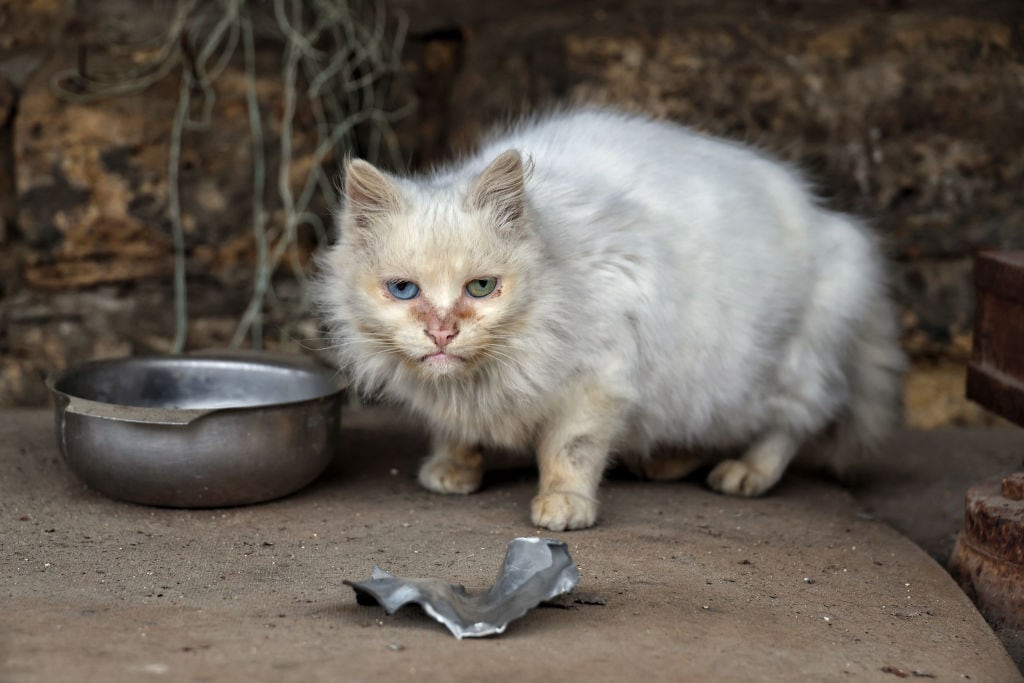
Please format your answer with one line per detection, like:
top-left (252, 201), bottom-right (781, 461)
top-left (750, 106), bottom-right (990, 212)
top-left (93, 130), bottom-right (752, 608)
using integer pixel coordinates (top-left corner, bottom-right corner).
top-left (1, 0), bottom-right (1022, 426)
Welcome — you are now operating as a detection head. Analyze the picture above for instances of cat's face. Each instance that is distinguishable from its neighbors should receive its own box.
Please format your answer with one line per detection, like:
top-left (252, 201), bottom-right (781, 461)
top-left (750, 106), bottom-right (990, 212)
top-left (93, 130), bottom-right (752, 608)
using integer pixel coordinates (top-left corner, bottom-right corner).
top-left (329, 150), bottom-right (536, 381)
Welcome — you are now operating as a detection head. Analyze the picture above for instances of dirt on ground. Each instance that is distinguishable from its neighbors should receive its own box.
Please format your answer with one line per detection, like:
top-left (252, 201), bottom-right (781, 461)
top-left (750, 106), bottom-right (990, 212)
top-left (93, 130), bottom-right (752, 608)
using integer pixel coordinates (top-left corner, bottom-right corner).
top-left (2, 409), bottom-right (1022, 682)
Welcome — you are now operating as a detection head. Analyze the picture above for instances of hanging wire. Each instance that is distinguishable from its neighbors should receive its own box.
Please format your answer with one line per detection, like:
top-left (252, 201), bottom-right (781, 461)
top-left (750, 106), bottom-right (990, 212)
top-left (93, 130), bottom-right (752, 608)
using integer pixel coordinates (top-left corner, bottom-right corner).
top-left (166, 69), bottom-right (192, 353)
top-left (238, 8), bottom-right (268, 349)
top-left (52, 0), bottom-right (412, 353)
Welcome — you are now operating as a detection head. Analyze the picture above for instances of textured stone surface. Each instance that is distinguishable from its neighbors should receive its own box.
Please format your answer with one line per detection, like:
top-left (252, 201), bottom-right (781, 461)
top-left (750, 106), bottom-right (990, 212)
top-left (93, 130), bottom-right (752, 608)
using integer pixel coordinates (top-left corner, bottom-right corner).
top-left (2, 408), bottom-right (1022, 681)
top-left (563, 18), bottom-right (1024, 254)
top-left (0, 0), bottom-right (66, 85)
top-left (12, 65), bottom-right (313, 290)
top-left (1, 0), bottom-right (1023, 422)
top-left (0, 1), bottom-right (370, 408)
top-left (904, 361), bottom-right (1003, 429)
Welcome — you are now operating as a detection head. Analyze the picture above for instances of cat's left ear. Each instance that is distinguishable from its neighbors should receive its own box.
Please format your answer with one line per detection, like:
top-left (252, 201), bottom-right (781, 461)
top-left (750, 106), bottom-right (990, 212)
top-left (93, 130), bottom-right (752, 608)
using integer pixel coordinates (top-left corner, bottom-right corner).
top-left (468, 149), bottom-right (531, 230)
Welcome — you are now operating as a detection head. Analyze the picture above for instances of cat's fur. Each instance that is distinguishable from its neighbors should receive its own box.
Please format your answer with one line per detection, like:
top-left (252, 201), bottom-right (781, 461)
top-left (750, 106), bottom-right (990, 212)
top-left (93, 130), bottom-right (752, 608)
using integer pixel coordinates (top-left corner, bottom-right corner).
top-left (316, 108), bottom-right (905, 531)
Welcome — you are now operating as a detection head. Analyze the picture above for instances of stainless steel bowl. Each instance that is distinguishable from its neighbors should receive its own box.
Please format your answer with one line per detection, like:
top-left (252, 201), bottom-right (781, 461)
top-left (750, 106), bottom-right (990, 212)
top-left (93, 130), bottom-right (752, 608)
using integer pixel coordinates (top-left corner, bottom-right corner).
top-left (47, 353), bottom-right (345, 508)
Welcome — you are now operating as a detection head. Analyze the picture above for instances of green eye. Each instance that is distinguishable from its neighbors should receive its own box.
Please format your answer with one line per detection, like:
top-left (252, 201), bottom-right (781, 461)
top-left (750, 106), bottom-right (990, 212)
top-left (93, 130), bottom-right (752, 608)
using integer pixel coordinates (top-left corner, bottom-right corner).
top-left (465, 277), bottom-right (498, 298)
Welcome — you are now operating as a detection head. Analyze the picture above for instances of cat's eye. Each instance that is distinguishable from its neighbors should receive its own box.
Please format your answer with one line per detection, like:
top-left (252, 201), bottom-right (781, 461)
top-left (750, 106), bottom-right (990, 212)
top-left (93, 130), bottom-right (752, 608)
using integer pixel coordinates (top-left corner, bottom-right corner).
top-left (465, 277), bottom-right (498, 298)
top-left (386, 280), bottom-right (420, 300)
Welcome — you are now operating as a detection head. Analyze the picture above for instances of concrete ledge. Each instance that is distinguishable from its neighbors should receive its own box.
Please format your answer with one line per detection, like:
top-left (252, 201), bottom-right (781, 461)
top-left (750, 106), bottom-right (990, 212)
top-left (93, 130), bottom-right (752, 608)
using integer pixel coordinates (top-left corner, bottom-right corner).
top-left (2, 409), bottom-right (1020, 681)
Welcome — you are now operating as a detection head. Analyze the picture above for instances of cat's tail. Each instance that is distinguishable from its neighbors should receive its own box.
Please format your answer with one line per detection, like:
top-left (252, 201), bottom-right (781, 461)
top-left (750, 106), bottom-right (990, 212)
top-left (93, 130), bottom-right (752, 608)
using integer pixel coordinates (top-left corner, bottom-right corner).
top-left (817, 292), bottom-right (906, 475)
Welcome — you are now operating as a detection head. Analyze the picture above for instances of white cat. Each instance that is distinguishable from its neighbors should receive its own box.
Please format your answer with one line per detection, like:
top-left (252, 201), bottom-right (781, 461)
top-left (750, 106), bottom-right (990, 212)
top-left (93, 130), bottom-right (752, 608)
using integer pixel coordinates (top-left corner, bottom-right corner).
top-left (316, 108), bottom-right (905, 531)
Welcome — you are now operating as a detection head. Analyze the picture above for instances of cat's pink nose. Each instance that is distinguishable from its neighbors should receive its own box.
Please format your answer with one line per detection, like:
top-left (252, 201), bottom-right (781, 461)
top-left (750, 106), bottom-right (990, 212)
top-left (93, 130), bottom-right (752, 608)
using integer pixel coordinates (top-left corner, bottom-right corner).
top-left (425, 325), bottom-right (458, 350)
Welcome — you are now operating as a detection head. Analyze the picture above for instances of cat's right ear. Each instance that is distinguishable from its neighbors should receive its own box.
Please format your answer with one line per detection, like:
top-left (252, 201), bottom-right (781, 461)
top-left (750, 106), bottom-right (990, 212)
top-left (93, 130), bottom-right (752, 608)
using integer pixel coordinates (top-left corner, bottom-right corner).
top-left (342, 158), bottom-right (404, 231)
top-left (468, 149), bottom-right (531, 232)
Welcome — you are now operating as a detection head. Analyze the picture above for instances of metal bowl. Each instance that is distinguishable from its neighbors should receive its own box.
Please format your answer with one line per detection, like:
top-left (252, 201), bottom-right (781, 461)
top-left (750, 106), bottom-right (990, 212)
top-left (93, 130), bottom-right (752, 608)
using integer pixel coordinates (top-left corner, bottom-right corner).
top-left (47, 353), bottom-right (345, 508)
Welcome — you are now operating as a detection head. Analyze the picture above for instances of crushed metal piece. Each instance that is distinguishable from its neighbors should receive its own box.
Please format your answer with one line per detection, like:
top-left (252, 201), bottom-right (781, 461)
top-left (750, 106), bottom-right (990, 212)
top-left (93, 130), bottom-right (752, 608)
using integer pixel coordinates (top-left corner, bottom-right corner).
top-left (345, 537), bottom-right (580, 639)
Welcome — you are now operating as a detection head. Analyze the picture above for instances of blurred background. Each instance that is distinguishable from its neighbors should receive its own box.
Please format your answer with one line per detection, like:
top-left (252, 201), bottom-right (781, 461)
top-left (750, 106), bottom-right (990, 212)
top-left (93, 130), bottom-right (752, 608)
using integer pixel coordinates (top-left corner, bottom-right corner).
top-left (1, 0), bottom-right (1022, 426)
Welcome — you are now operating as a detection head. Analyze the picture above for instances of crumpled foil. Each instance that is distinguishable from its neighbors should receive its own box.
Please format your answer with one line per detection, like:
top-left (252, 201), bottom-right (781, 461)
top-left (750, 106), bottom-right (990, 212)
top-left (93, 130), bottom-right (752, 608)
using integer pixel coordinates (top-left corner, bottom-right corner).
top-left (344, 537), bottom-right (581, 639)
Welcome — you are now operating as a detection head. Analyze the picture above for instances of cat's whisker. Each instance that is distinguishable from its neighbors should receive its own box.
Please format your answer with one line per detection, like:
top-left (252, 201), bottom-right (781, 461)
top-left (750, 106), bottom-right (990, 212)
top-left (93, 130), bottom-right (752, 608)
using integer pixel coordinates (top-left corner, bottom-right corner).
top-left (480, 348), bottom-right (517, 368)
top-left (294, 339), bottom-right (362, 352)
top-left (477, 349), bottom-right (519, 377)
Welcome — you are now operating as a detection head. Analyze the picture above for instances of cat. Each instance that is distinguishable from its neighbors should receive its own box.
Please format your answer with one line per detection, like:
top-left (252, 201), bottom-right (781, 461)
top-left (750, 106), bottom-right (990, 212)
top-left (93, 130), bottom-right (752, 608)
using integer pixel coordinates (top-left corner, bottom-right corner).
top-left (316, 108), bottom-right (905, 531)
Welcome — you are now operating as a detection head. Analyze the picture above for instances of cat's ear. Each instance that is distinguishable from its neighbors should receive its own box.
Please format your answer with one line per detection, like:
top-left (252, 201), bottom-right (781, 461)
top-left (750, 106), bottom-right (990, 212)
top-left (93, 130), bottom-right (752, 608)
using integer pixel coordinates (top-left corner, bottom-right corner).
top-left (343, 158), bottom-right (404, 230)
top-left (468, 149), bottom-right (530, 229)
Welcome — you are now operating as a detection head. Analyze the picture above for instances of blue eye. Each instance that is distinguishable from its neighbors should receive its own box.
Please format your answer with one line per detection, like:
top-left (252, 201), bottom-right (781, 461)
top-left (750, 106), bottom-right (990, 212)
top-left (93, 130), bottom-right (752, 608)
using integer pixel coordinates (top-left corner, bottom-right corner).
top-left (386, 280), bottom-right (420, 300)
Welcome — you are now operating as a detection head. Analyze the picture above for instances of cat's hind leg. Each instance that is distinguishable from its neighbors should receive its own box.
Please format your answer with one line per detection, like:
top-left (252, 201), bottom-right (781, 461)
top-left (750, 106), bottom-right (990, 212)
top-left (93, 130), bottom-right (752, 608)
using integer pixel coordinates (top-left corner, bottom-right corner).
top-left (418, 435), bottom-right (484, 495)
top-left (707, 430), bottom-right (798, 496)
top-left (640, 449), bottom-right (703, 481)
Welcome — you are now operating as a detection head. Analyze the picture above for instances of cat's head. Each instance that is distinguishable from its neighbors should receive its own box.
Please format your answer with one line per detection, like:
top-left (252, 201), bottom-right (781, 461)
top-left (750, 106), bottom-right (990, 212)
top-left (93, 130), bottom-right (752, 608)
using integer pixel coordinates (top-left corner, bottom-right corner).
top-left (320, 150), bottom-right (541, 386)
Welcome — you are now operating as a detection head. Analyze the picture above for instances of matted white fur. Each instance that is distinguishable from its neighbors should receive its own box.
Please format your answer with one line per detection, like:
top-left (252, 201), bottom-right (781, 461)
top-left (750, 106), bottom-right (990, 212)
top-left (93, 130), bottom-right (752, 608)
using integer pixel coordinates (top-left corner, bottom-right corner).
top-left (316, 108), bottom-right (905, 531)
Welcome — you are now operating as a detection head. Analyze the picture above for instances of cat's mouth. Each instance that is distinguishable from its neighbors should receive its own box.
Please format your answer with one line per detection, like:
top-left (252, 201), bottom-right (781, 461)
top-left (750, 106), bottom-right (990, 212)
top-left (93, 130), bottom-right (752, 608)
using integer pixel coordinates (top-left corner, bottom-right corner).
top-left (421, 351), bottom-right (465, 366)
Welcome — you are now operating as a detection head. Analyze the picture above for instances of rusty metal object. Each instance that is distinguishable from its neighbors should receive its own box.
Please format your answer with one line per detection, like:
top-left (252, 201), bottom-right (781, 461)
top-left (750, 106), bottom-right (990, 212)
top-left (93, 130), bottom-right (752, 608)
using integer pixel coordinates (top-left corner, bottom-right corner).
top-left (1002, 473), bottom-right (1024, 502)
top-left (950, 475), bottom-right (1024, 629)
top-left (966, 251), bottom-right (1024, 427)
top-left (953, 252), bottom-right (1024, 629)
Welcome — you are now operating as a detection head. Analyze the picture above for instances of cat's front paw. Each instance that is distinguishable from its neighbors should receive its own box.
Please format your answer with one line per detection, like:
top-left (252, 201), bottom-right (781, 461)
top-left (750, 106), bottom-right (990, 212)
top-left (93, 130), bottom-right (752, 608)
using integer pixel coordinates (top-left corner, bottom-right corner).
top-left (707, 459), bottom-right (777, 497)
top-left (531, 491), bottom-right (598, 531)
top-left (418, 458), bottom-right (483, 495)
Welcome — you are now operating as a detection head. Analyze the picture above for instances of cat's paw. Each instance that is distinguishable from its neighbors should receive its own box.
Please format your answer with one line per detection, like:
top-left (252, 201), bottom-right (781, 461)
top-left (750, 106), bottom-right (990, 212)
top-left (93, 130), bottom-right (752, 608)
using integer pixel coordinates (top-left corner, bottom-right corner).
top-left (707, 459), bottom-right (777, 497)
top-left (418, 458), bottom-right (483, 495)
top-left (530, 491), bottom-right (598, 531)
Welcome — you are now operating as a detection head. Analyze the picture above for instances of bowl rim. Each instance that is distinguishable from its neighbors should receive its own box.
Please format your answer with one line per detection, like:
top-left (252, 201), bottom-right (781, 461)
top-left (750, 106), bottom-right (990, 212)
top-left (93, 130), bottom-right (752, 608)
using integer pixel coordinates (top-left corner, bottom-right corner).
top-left (47, 352), bottom-right (347, 426)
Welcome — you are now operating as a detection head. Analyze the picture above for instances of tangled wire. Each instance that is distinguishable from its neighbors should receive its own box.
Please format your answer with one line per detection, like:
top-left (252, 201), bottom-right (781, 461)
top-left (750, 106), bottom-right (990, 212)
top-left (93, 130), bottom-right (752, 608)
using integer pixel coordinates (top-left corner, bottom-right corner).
top-left (52, 0), bottom-right (412, 352)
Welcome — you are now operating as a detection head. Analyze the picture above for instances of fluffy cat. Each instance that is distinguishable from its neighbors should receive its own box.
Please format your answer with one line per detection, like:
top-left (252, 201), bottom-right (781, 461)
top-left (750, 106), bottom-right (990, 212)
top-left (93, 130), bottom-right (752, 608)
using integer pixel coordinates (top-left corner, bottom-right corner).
top-left (316, 108), bottom-right (905, 531)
